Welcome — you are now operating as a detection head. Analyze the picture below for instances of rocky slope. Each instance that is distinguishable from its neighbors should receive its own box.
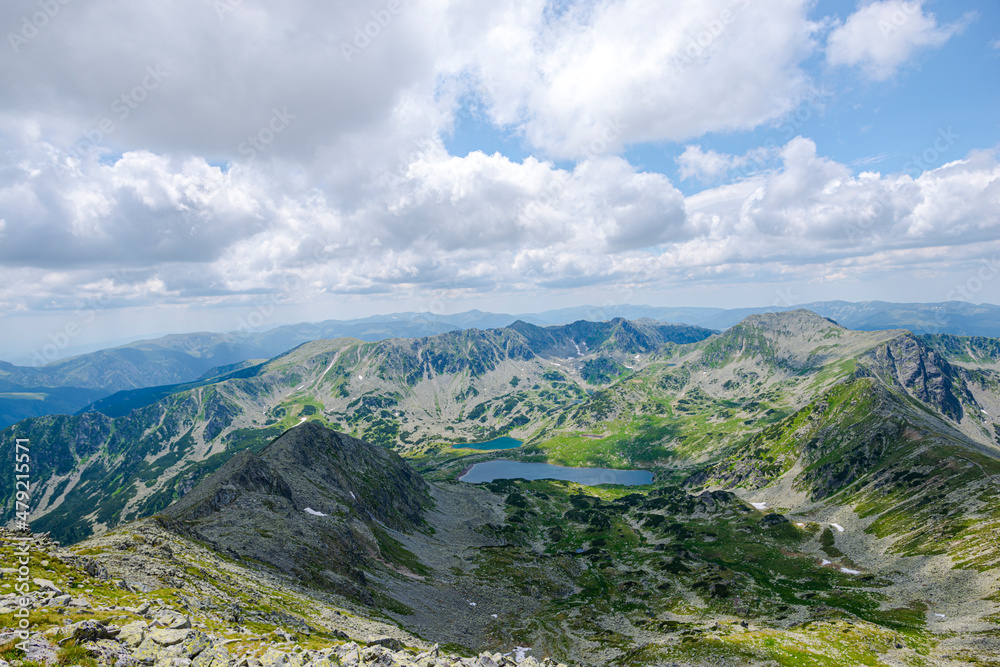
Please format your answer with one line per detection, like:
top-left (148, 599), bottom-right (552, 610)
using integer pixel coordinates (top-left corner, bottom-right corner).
top-left (160, 423), bottom-right (431, 604)
top-left (0, 528), bottom-right (561, 667)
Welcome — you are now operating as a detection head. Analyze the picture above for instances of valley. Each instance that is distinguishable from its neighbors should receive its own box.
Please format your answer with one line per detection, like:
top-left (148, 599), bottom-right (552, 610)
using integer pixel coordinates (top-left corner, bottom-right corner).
top-left (3, 310), bottom-right (1000, 665)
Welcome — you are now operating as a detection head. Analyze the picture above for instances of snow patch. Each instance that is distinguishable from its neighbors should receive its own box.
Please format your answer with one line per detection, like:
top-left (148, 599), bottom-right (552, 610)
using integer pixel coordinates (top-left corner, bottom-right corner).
top-left (514, 648), bottom-right (531, 662)
top-left (491, 614), bottom-right (498, 619)
top-left (304, 508), bottom-right (327, 517)
top-left (840, 567), bottom-right (861, 575)
top-left (469, 602), bottom-right (476, 607)
top-left (821, 559), bottom-right (831, 566)
top-left (751, 502), bottom-right (768, 510)
top-left (934, 613), bottom-right (946, 619)
top-left (830, 523), bottom-right (845, 532)
top-left (349, 491), bottom-right (356, 500)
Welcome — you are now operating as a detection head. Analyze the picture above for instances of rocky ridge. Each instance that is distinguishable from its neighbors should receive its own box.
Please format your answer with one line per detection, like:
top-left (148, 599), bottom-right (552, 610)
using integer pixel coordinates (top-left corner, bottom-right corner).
top-left (0, 529), bottom-right (565, 667)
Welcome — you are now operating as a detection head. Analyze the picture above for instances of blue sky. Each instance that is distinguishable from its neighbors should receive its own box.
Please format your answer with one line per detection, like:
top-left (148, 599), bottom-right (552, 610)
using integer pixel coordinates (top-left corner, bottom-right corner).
top-left (445, 0), bottom-right (1000, 192)
top-left (0, 0), bottom-right (998, 362)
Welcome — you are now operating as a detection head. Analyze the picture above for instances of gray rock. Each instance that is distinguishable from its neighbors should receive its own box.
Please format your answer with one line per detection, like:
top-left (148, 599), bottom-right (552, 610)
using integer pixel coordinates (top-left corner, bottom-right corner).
top-left (368, 638), bottom-right (404, 651)
top-left (178, 632), bottom-right (212, 660)
top-left (120, 621), bottom-right (149, 647)
top-left (259, 648), bottom-right (289, 667)
top-left (153, 611), bottom-right (191, 630)
top-left (149, 628), bottom-right (193, 647)
top-left (135, 639), bottom-right (168, 666)
top-left (83, 639), bottom-right (138, 667)
top-left (20, 636), bottom-right (59, 665)
top-left (67, 619), bottom-right (118, 642)
top-left (32, 578), bottom-right (62, 594)
top-left (191, 646), bottom-right (232, 667)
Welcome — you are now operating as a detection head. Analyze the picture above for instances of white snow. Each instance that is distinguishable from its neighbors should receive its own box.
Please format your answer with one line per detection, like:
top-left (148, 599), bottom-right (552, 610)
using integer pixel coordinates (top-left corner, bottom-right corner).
top-left (821, 559), bottom-right (831, 566)
top-left (358, 375), bottom-right (363, 380)
top-left (830, 523), bottom-right (845, 532)
top-left (469, 602), bottom-right (476, 607)
top-left (751, 502), bottom-right (768, 510)
top-left (304, 508), bottom-right (327, 517)
top-left (795, 522), bottom-right (805, 527)
top-left (513, 648), bottom-right (531, 662)
top-left (840, 567), bottom-right (861, 575)
top-left (349, 491), bottom-right (356, 500)
top-left (934, 613), bottom-right (946, 618)
top-left (491, 614), bottom-right (498, 619)
top-left (298, 417), bottom-right (307, 425)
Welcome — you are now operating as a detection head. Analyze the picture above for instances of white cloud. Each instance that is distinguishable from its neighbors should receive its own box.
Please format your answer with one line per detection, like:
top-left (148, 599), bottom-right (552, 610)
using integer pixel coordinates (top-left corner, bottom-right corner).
top-left (454, 0), bottom-right (817, 158)
top-left (0, 0), bottom-right (997, 350)
top-left (2, 135), bottom-right (998, 318)
top-left (676, 145), bottom-right (774, 182)
top-left (826, 1), bottom-right (970, 81)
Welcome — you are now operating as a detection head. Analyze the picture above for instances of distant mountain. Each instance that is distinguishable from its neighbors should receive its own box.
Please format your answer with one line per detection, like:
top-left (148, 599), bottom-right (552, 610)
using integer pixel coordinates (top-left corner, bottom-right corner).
top-left (2, 300), bottom-right (997, 430)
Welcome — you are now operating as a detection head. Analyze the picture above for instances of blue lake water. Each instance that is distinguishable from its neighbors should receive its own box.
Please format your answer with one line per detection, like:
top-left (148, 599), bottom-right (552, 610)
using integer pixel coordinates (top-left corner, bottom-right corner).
top-left (452, 436), bottom-right (523, 451)
top-left (459, 460), bottom-right (653, 486)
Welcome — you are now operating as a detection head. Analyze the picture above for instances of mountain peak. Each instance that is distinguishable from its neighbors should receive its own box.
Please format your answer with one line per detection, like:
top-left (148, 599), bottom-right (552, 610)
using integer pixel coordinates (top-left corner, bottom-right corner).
top-left (161, 422), bottom-right (430, 601)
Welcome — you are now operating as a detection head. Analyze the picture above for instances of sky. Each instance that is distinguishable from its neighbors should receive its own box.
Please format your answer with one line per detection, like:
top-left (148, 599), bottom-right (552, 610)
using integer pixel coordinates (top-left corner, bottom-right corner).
top-left (0, 0), bottom-right (998, 363)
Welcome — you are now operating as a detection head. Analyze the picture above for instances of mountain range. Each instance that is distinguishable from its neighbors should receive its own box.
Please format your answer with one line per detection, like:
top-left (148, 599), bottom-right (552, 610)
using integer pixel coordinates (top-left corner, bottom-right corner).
top-left (3, 300), bottom-right (998, 432)
top-left (3, 308), bottom-right (1000, 663)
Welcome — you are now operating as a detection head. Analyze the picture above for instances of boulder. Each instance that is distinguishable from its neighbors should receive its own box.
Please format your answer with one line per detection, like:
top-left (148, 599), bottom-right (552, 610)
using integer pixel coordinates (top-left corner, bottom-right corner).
top-left (368, 638), bottom-right (404, 651)
top-left (149, 629), bottom-right (192, 647)
top-left (83, 638), bottom-right (139, 667)
top-left (191, 646), bottom-right (232, 667)
top-left (120, 621), bottom-right (149, 648)
top-left (33, 578), bottom-right (63, 594)
top-left (67, 619), bottom-right (119, 642)
top-left (179, 632), bottom-right (212, 660)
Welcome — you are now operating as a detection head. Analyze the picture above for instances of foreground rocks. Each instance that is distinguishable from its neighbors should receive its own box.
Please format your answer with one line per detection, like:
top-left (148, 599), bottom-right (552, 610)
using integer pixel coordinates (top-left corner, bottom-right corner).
top-left (1, 625), bottom-right (567, 667)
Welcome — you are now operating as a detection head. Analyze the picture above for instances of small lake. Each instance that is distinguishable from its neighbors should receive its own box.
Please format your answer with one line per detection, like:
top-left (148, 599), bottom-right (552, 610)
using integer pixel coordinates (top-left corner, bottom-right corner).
top-left (459, 460), bottom-right (653, 486)
top-left (452, 436), bottom-right (523, 451)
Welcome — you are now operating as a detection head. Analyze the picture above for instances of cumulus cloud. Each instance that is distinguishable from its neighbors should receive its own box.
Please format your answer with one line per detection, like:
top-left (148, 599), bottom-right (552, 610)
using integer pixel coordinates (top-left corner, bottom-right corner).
top-left (2, 133), bottom-right (998, 319)
top-left (460, 0), bottom-right (817, 158)
top-left (826, 1), bottom-right (971, 81)
top-left (0, 0), bottom-right (995, 354)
